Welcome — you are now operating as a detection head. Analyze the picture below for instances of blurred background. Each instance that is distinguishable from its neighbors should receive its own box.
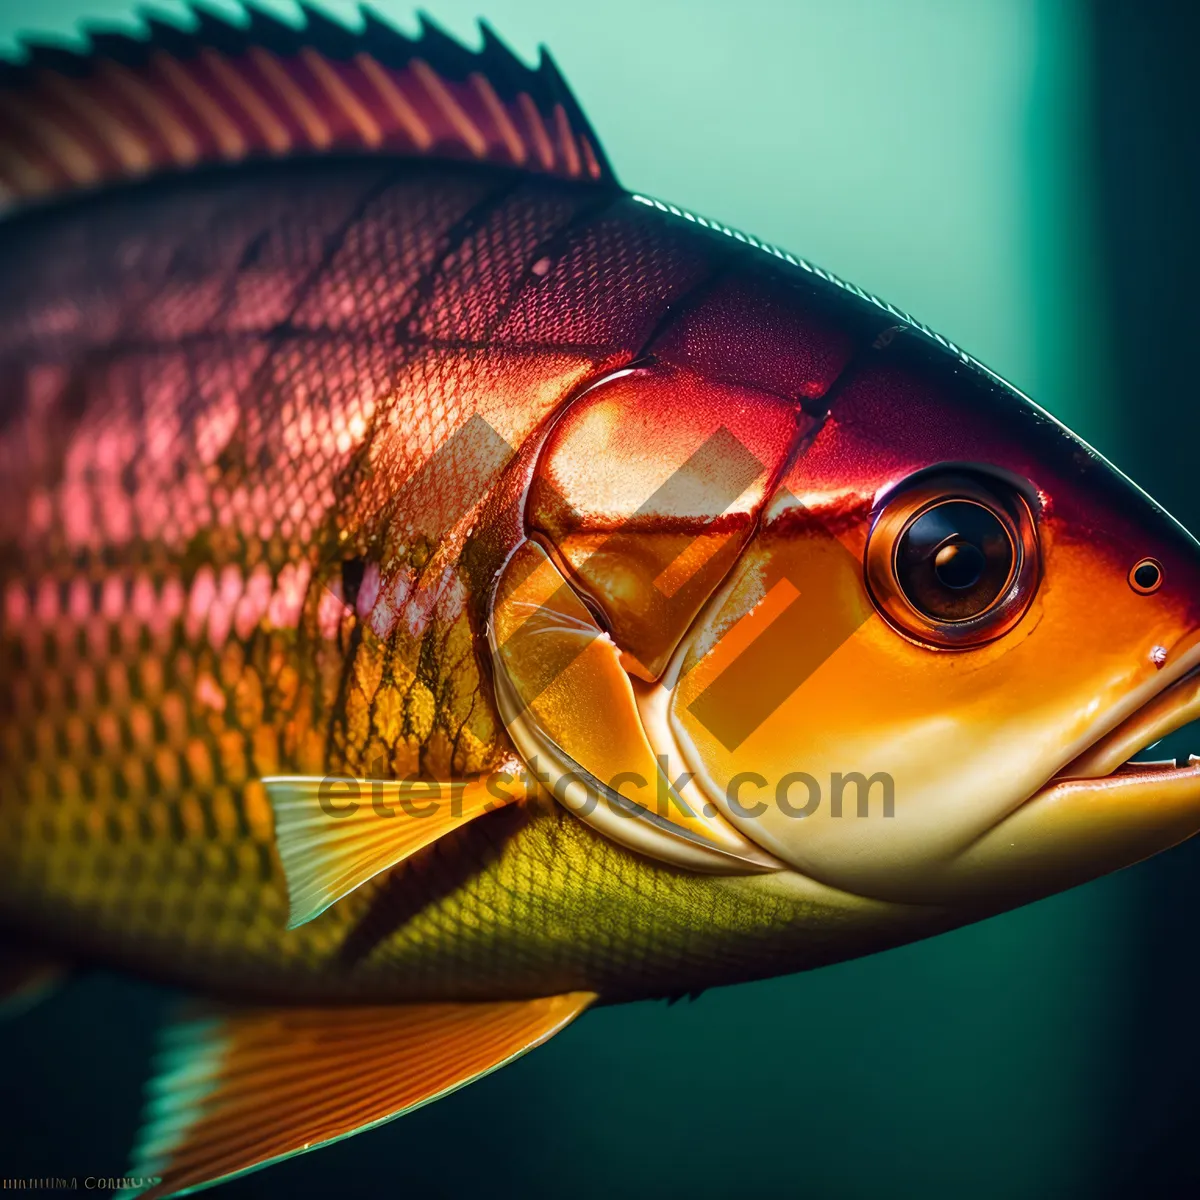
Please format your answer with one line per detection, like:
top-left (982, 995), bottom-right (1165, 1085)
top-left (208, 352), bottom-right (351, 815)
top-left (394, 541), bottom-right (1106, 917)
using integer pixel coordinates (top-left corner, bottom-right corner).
top-left (1, 0), bottom-right (1198, 1196)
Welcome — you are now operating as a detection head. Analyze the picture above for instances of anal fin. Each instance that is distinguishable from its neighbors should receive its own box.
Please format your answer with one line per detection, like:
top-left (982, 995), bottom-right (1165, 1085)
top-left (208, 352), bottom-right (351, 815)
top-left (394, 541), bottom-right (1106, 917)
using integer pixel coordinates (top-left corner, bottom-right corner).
top-left (265, 774), bottom-right (528, 928)
top-left (130, 991), bottom-right (596, 1198)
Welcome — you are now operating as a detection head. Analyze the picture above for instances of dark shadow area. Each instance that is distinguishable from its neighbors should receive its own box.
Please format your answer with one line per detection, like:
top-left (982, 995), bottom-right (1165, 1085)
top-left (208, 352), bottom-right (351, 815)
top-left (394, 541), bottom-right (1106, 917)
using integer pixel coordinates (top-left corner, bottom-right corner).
top-left (1089, 0), bottom-right (1200, 1195)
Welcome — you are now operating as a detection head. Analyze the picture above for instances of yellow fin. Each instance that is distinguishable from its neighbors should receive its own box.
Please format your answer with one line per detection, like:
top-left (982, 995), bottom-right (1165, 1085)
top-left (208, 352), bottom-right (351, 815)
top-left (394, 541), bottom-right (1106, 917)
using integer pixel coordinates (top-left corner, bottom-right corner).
top-left (264, 774), bottom-right (527, 928)
top-left (128, 992), bottom-right (596, 1198)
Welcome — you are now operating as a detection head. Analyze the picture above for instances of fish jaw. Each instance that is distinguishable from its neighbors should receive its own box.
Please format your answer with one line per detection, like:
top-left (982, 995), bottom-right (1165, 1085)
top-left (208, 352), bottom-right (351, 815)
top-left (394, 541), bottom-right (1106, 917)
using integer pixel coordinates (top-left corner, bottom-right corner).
top-left (932, 761), bottom-right (1200, 907)
top-left (670, 617), bottom-right (1200, 909)
top-left (943, 654), bottom-right (1200, 904)
top-left (1060, 663), bottom-right (1200, 780)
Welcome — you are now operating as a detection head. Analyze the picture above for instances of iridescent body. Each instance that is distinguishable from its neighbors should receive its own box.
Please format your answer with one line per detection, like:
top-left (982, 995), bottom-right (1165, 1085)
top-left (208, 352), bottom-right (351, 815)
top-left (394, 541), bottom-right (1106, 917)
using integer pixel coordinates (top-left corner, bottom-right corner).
top-left (0, 158), bottom-right (922, 999)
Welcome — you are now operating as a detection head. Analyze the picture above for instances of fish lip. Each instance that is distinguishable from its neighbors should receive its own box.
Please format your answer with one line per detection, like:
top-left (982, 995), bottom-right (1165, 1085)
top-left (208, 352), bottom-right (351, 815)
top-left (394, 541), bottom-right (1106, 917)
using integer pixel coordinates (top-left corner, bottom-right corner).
top-left (925, 653), bottom-right (1200, 907)
top-left (1048, 756), bottom-right (1200, 795)
top-left (1049, 655), bottom-right (1200, 789)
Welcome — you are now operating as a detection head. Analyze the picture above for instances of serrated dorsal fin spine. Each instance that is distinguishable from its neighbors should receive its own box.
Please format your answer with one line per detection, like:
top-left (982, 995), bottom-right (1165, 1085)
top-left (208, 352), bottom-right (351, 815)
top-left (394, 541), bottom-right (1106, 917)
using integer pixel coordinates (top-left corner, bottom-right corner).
top-left (0, 2), bottom-right (619, 210)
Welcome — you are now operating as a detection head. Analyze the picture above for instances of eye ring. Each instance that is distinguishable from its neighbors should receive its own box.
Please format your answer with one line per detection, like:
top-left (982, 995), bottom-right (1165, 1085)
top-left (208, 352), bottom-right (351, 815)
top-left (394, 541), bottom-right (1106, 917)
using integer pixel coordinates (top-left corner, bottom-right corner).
top-left (1129, 557), bottom-right (1163, 595)
top-left (865, 472), bottom-right (1040, 649)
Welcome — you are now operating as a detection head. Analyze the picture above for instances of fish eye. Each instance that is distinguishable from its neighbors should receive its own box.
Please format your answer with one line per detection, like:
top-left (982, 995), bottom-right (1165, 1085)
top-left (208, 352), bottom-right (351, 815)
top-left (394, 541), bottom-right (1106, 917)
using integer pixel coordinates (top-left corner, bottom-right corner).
top-left (1129, 557), bottom-right (1163, 595)
top-left (865, 472), bottom-right (1040, 648)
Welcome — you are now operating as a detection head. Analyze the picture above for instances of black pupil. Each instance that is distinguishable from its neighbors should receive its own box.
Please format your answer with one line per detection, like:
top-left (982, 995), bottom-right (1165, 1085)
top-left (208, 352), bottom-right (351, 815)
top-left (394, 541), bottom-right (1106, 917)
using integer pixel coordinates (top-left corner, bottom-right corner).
top-left (896, 500), bottom-right (1014, 622)
top-left (1134, 561), bottom-right (1160, 590)
top-left (933, 541), bottom-right (986, 590)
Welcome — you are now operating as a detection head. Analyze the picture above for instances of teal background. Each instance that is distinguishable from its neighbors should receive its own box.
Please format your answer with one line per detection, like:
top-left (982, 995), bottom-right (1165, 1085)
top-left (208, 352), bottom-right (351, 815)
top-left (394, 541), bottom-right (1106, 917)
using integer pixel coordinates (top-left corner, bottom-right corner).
top-left (0, 1), bottom-right (1193, 1196)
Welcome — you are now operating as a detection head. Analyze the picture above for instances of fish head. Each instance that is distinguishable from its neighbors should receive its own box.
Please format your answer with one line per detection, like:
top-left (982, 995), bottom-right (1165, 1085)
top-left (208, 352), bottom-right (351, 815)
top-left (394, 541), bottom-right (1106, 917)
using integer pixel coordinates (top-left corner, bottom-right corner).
top-left (506, 251), bottom-right (1200, 916)
top-left (660, 316), bottom-right (1200, 909)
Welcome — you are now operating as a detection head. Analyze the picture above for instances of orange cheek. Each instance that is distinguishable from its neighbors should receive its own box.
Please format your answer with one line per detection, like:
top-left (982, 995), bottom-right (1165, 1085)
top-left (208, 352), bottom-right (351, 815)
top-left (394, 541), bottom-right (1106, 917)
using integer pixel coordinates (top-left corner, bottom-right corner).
top-left (1037, 530), bottom-right (1197, 713)
top-left (669, 517), bottom-right (1199, 892)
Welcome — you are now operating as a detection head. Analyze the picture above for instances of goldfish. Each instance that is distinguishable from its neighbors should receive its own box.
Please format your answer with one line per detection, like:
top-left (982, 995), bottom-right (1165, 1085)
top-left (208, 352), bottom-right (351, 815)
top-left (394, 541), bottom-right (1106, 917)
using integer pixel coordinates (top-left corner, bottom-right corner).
top-left (2, 5), bottom-right (1200, 1196)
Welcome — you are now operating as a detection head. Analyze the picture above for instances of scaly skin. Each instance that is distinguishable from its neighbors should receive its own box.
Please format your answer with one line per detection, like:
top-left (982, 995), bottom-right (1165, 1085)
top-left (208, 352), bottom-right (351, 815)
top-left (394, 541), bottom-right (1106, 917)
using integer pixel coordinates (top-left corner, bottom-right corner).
top-left (8, 150), bottom-right (1200, 1007)
top-left (0, 156), bottom-right (949, 999)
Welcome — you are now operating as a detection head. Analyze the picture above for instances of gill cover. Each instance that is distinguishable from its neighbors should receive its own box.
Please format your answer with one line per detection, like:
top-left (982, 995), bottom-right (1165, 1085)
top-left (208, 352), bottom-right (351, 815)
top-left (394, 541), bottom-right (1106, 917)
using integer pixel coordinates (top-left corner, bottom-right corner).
top-left (490, 359), bottom-right (814, 870)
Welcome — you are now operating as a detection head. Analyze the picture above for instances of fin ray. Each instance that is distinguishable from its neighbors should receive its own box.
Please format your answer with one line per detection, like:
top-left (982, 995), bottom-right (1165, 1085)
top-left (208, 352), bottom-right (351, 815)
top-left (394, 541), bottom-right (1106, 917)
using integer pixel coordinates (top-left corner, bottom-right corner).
top-left (0, 3), bottom-right (619, 209)
top-left (129, 992), bottom-right (595, 1197)
top-left (265, 773), bottom-right (527, 928)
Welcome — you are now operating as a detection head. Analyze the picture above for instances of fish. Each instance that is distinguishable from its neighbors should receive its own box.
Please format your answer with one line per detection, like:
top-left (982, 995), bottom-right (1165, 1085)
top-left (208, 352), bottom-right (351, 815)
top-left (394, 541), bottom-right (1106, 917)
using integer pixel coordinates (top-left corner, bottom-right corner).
top-left (2, 4), bottom-right (1200, 1195)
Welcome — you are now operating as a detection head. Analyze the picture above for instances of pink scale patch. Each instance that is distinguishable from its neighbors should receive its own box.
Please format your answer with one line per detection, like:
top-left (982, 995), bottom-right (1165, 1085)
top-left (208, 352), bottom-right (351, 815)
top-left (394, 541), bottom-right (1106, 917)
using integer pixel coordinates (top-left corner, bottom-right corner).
top-left (186, 567), bottom-right (216, 642)
top-left (130, 575), bottom-right (157, 624)
top-left (195, 390), bottom-right (240, 466)
top-left (368, 566), bottom-right (411, 640)
top-left (268, 562), bottom-right (312, 629)
top-left (356, 561), bottom-right (381, 620)
top-left (195, 673), bottom-right (227, 713)
top-left (206, 565), bottom-right (244, 649)
top-left (28, 490), bottom-right (53, 537)
top-left (67, 578), bottom-right (92, 623)
top-left (160, 577), bottom-right (185, 622)
top-left (61, 481), bottom-right (96, 551)
top-left (100, 576), bottom-right (125, 621)
top-left (234, 565), bottom-right (273, 642)
top-left (3, 582), bottom-right (29, 626)
top-left (317, 588), bottom-right (346, 640)
top-left (35, 579), bottom-right (58, 625)
top-left (98, 485), bottom-right (134, 545)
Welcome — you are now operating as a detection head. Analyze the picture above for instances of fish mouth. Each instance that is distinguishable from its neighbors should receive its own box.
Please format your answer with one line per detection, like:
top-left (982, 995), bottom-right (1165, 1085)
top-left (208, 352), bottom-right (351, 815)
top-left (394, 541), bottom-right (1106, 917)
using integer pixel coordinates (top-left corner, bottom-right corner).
top-left (926, 647), bottom-right (1200, 906)
top-left (940, 651), bottom-right (1200, 904)
top-left (1054, 661), bottom-right (1200, 787)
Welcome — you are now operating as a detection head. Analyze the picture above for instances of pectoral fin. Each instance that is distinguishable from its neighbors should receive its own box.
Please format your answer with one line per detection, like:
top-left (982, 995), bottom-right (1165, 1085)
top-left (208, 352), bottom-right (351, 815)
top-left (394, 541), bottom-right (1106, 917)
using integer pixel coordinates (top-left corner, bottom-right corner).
top-left (128, 992), bottom-right (595, 1198)
top-left (264, 775), bottom-right (527, 928)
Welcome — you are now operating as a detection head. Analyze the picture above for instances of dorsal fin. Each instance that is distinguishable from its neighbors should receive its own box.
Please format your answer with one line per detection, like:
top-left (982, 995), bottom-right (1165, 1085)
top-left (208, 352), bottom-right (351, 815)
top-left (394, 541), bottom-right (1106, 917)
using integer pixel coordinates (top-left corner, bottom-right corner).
top-left (0, 3), bottom-right (619, 210)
